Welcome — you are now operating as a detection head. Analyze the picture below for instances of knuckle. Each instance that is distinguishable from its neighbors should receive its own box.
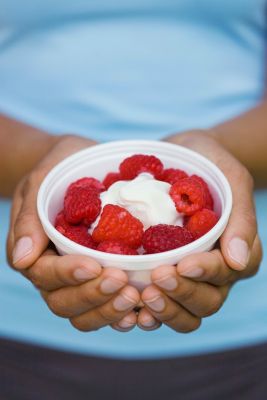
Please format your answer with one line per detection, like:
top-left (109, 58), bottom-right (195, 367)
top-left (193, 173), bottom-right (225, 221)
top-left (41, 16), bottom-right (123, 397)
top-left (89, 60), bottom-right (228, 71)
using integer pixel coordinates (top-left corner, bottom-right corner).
top-left (208, 262), bottom-right (223, 282)
top-left (21, 176), bottom-right (31, 197)
top-left (241, 210), bottom-right (257, 231)
top-left (79, 287), bottom-right (97, 307)
top-left (70, 318), bottom-right (88, 332)
top-left (160, 308), bottom-right (179, 323)
top-left (202, 291), bottom-right (223, 317)
top-left (213, 265), bottom-right (234, 285)
top-left (46, 294), bottom-right (68, 317)
top-left (70, 317), bottom-right (98, 333)
top-left (15, 209), bottom-right (33, 228)
top-left (53, 265), bottom-right (67, 286)
top-left (28, 269), bottom-right (43, 289)
top-left (98, 307), bottom-right (117, 324)
top-left (177, 283), bottom-right (197, 303)
top-left (227, 270), bottom-right (238, 284)
top-left (178, 318), bottom-right (202, 333)
top-left (26, 170), bottom-right (44, 189)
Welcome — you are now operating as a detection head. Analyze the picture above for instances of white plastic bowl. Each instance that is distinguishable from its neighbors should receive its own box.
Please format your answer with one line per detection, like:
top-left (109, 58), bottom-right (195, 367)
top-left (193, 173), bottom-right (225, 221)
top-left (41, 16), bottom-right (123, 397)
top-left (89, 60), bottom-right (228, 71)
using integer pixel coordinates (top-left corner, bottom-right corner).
top-left (37, 140), bottom-right (232, 290)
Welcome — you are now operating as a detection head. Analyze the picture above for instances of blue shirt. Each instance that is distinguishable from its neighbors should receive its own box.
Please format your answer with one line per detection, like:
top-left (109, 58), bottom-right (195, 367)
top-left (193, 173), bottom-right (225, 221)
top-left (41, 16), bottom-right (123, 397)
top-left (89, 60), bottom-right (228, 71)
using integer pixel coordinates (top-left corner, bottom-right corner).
top-left (0, 0), bottom-right (267, 359)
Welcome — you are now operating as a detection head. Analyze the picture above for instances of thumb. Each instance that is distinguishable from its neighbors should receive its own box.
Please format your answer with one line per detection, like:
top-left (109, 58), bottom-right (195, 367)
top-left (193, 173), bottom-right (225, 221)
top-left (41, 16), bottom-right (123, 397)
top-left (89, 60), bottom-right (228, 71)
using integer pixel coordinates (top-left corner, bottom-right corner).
top-left (10, 175), bottom-right (49, 269)
top-left (219, 167), bottom-right (257, 271)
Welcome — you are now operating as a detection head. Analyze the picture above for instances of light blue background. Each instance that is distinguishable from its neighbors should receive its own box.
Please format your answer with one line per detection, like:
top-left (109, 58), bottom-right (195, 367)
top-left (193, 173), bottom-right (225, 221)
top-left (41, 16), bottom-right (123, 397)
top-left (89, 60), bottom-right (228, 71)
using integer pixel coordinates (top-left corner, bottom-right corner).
top-left (0, 0), bottom-right (266, 358)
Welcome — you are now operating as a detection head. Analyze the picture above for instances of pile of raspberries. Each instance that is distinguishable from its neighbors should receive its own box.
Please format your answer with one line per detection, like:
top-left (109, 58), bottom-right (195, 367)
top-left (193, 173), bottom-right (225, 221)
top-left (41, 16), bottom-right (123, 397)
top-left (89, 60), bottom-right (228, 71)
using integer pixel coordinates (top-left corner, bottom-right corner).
top-left (55, 154), bottom-right (218, 255)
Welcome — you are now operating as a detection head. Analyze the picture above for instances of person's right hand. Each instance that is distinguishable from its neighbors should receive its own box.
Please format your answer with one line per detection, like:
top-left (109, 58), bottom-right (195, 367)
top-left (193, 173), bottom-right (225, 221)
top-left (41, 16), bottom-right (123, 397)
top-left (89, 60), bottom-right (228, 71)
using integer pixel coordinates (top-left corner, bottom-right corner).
top-left (7, 134), bottom-right (140, 332)
top-left (27, 250), bottom-right (140, 332)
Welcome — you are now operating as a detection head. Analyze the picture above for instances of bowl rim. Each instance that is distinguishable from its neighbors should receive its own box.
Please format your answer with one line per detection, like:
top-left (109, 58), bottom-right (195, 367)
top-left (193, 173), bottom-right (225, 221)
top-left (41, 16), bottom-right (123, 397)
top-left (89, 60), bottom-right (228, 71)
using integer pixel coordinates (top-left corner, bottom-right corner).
top-left (37, 140), bottom-right (233, 264)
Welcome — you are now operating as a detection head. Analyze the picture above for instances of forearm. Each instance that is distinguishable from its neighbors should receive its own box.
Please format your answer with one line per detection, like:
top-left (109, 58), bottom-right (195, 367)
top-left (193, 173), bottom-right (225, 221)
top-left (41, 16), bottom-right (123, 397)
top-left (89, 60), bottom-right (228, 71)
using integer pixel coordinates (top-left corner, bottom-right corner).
top-left (0, 114), bottom-right (59, 197)
top-left (209, 101), bottom-right (267, 187)
top-left (165, 101), bottom-right (267, 188)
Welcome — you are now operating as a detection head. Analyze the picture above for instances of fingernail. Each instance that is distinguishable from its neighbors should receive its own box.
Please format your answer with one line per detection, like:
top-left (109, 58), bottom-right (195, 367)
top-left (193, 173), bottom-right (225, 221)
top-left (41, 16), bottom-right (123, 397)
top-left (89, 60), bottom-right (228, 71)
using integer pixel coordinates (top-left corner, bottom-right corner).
top-left (118, 319), bottom-right (135, 329)
top-left (179, 267), bottom-right (204, 278)
top-left (113, 294), bottom-right (136, 311)
top-left (145, 296), bottom-right (165, 312)
top-left (228, 237), bottom-right (250, 270)
top-left (73, 268), bottom-right (99, 282)
top-left (141, 318), bottom-right (158, 329)
top-left (154, 276), bottom-right (177, 291)
top-left (13, 237), bottom-right (33, 265)
top-left (100, 278), bottom-right (125, 294)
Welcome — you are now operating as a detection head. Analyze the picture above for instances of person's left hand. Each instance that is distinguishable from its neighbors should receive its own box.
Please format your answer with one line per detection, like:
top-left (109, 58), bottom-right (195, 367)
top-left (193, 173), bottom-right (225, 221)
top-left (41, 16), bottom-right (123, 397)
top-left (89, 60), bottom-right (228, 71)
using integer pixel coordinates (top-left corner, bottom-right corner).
top-left (136, 130), bottom-right (262, 332)
top-left (137, 245), bottom-right (261, 331)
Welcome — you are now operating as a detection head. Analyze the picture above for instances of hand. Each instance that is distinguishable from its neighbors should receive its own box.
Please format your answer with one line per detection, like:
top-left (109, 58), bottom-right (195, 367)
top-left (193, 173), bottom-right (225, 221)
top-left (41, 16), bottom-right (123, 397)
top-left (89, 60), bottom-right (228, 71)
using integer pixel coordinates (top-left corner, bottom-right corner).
top-left (7, 134), bottom-right (139, 332)
top-left (137, 130), bottom-right (262, 332)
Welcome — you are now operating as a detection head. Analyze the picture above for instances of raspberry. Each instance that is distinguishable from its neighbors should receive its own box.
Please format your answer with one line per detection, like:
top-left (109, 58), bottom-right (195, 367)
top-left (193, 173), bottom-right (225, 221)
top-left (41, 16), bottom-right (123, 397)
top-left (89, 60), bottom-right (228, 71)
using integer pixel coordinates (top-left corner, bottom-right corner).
top-left (102, 172), bottom-right (122, 189)
top-left (169, 177), bottom-right (206, 216)
top-left (160, 168), bottom-right (188, 185)
top-left (191, 175), bottom-right (214, 210)
top-left (185, 209), bottom-right (219, 238)
top-left (55, 210), bottom-right (97, 248)
top-left (64, 186), bottom-right (101, 226)
top-left (119, 154), bottom-right (163, 180)
top-left (92, 204), bottom-right (143, 248)
top-left (143, 224), bottom-right (194, 254)
top-left (56, 223), bottom-right (96, 249)
top-left (55, 210), bottom-right (70, 232)
top-left (68, 177), bottom-right (105, 193)
top-left (97, 240), bottom-right (138, 255)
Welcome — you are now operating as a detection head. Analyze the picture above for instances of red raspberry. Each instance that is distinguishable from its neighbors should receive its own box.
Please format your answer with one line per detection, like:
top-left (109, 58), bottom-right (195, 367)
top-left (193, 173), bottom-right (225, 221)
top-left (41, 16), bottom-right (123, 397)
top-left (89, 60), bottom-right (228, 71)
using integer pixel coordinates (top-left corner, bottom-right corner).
top-left (68, 177), bottom-right (105, 193)
top-left (160, 168), bottom-right (188, 185)
top-left (191, 175), bottom-right (214, 210)
top-left (92, 204), bottom-right (143, 249)
top-left (56, 223), bottom-right (96, 249)
top-left (97, 240), bottom-right (138, 255)
top-left (185, 209), bottom-right (219, 238)
top-left (55, 210), bottom-right (70, 232)
top-left (143, 224), bottom-right (194, 254)
top-left (64, 186), bottom-right (101, 226)
top-left (55, 210), bottom-right (97, 248)
top-left (102, 172), bottom-right (122, 189)
top-left (169, 177), bottom-right (206, 216)
top-left (119, 154), bottom-right (163, 180)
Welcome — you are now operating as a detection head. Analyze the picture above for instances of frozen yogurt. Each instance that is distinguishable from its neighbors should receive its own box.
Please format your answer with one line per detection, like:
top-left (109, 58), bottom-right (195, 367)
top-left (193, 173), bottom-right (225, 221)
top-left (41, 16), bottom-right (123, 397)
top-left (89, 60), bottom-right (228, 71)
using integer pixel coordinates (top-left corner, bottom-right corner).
top-left (91, 173), bottom-right (183, 231)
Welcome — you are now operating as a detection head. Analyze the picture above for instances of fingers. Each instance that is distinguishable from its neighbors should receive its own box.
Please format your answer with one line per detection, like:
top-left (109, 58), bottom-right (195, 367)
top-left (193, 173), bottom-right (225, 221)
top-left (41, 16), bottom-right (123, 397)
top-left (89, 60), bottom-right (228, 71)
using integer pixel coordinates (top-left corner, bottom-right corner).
top-left (137, 308), bottom-right (161, 331)
top-left (151, 265), bottom-right (228, 318)
top-left (70, 286), bottom-right (140, 332)
top-left (42, 268), bottom-right (128, 318)
top-left (219, 165), bottom-right (258, 271)
top-left (142, 285), bottom-right (201, 333)
top-left (25, 251), bottom-right (102, 291)
top-left (177, 250), bottom-right (236, 285)
top-left (111, 311), bottom-right (138, 332)
top-left (177, 235), bottom-right (262, 285)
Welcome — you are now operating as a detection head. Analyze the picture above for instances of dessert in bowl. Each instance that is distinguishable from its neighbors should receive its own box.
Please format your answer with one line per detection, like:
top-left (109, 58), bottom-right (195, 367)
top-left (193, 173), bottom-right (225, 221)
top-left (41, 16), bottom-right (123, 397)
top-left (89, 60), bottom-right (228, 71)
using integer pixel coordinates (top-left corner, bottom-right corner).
top-left (37, 140), bottom-right (232, 290)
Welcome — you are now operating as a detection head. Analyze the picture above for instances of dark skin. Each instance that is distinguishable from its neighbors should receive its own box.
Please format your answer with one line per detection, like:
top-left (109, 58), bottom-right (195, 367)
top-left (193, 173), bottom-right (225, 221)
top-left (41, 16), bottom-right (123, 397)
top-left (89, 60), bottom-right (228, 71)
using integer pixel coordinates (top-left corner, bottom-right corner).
top-left (1, 99), bottom-right (265, 331)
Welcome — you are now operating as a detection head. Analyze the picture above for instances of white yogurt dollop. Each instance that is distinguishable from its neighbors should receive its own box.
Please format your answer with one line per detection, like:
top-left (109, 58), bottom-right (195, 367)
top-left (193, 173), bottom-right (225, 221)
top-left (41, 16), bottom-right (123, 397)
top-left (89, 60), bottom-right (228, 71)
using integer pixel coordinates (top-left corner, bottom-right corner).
top-left (91, 173), bottom-right (183, 231)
